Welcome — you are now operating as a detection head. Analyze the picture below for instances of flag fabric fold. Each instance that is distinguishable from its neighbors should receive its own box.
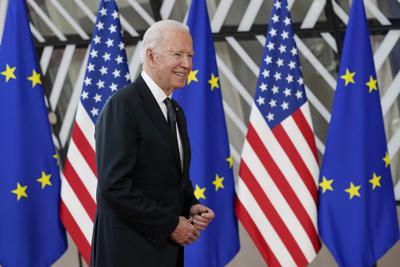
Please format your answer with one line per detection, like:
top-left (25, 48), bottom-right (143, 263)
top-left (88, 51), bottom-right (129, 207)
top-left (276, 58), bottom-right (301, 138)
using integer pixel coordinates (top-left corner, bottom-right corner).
top-left (318, 0), bottom-right (399, 266)
top-left (173, 0), bottom-right (240, 266)
top-left (235, 0), bottom-right (320, 266)
top-left (0, 0), bottom-right (67, 266)
top-left (60, 0), bottom-right (130, 264)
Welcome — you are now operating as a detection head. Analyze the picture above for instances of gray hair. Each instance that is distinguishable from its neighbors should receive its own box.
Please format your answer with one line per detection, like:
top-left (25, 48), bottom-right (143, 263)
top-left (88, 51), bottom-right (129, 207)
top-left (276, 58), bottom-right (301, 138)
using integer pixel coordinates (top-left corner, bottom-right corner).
top-left (141, 20), bottom-right (189, 62)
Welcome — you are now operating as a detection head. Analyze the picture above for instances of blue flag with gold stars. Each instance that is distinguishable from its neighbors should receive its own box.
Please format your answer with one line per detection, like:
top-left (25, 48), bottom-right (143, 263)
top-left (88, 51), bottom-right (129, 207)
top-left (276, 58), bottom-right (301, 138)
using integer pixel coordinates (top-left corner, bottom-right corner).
top-left (173, 0), bottom-right (240, 266)
top-left (318, 0), bottom-right (399, 266)
top-left (0, 0), bottom-right (67, 266)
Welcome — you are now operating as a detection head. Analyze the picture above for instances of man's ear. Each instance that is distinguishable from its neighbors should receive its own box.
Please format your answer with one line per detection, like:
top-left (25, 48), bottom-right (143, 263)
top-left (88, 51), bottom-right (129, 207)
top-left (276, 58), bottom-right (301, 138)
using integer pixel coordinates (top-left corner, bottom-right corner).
top-left (146, 48), bottom-right (155, 65)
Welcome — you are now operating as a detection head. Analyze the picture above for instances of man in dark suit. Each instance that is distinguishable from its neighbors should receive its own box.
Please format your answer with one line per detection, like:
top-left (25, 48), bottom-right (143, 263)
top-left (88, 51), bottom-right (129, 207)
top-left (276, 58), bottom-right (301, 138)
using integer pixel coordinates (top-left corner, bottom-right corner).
top-left (90, 20), bottom-right (215, 267)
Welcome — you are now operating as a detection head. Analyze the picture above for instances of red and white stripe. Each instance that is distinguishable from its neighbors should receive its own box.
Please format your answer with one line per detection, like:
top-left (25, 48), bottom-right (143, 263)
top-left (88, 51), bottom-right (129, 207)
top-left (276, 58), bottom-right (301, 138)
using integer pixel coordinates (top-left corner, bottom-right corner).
top-left (236, 102), bottom-right (320, 267)
top-left (60, 103), bottom-right (97, 264)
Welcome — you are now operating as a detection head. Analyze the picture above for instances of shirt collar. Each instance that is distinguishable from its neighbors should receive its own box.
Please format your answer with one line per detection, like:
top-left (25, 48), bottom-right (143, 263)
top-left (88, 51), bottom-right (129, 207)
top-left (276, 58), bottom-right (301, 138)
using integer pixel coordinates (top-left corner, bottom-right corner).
top-left (141, 71), bottom-right (171, 104)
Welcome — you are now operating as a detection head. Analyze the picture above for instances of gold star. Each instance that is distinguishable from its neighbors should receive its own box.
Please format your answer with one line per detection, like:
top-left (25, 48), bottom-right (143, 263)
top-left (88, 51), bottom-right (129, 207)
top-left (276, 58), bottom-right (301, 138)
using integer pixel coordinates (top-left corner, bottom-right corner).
top-left (187, 69), bottom-right (199, 85)
top-left (37, 171), bottom-right (52, 189)
top-left (345, 182), bottom-right (361, 200)
top-left (366, 76), bottom-right (377, 93)
top-left (369, 173), bottom-right (381, 190)
top-left (53, 153), bottom-right (59, 159)
top-left (226, 155), bottom-right (233, 168)
top-left (194, 184), bottom-right (206, 200)
top-left (27, 69), bottom-right (42, 88)
top-left (340, 69), bottom-right (356, 86)
top-left (212, 174), bottom-right (224, 191)
top-left (1, 64), bottom-right (16, 82)
top-left (11, 182), bottom-right (28, 201)
top-left (319, 176), bottom-right (334, 193)
top-left (208, 73), bottom-right (219, 91)
top-left (383, 152), bottom-right (390, 168)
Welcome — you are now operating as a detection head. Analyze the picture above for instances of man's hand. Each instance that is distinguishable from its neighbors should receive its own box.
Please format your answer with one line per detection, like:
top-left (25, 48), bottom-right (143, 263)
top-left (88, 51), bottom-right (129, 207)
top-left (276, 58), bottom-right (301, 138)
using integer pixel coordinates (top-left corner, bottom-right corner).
top-left (170, 216), bottom-right (200, 246)
top-left (189, 204), bottom-right (215, 231)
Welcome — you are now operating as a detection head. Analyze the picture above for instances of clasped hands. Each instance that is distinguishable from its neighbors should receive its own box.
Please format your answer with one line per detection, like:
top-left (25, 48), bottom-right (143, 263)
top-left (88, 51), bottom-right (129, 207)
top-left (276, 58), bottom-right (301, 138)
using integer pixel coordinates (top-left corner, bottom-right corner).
top-left (170, 204), bottom-right (215, 246)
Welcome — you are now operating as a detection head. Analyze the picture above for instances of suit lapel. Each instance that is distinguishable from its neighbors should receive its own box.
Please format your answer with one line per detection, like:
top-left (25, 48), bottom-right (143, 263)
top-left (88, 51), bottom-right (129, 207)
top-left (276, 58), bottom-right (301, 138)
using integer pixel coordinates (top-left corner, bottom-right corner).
top-left (135, 76), bottom-right (182, 172)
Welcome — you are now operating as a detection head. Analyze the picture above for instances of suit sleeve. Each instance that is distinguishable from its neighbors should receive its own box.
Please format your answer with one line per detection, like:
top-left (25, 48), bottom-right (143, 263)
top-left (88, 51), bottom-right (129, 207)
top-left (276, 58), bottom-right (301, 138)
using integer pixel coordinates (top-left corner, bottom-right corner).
top-left (95, 97), bottom-right (178, 245)
top-left (182, 177), bottom-right (199, 216)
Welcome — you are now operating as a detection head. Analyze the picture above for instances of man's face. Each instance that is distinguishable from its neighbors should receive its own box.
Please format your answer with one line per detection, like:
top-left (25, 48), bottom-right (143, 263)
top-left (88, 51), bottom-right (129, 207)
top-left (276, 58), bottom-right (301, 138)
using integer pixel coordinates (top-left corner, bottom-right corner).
top-left (150, 30), bottom-right (193, 94)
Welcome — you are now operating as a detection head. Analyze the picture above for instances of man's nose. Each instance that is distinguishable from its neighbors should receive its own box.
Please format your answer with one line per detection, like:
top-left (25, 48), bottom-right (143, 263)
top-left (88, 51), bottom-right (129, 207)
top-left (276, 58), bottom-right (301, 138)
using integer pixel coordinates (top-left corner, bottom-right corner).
top-left (181, 55), bottom-right (192, 69)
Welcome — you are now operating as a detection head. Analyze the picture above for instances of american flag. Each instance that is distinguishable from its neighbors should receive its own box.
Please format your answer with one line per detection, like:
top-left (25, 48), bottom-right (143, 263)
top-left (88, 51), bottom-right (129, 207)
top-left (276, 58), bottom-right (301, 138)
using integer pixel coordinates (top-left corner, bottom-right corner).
top-left (235, 0), bottom-right (321, 266)
top-left (59, 0), bottom-right (130, 264)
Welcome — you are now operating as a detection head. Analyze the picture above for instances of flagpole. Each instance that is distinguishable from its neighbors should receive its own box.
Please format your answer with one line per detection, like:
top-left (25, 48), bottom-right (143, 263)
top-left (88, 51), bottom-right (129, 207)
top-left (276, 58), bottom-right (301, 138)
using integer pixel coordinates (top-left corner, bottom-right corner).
top-left (39, 58), bottom-right (66, 164)
top-left (325, 0), bottom-right (343, 54)
top-left (78, 253), bottom-right (83, 267)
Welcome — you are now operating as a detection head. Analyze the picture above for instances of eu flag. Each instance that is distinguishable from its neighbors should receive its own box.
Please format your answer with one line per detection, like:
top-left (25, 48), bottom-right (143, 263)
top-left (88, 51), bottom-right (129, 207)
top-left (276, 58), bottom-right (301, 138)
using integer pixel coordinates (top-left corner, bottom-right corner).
top-left (318, 0), bottom-right (399, 265)
top-left (173, 0), bottom-right (240, 266)
top-left (0, 0), bottom-right (67, 266)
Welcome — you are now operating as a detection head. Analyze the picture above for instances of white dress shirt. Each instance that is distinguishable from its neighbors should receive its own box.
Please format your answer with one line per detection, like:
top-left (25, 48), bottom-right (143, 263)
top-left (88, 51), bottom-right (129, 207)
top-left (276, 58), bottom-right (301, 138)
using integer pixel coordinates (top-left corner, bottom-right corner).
top-left (141, 71), bottom-right (183, 167)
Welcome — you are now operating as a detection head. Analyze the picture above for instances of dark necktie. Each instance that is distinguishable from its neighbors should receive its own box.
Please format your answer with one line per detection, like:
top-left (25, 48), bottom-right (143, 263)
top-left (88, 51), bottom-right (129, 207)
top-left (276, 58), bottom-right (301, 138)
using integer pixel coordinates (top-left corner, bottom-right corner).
top-left (164, 98), bottom-right (180, 155)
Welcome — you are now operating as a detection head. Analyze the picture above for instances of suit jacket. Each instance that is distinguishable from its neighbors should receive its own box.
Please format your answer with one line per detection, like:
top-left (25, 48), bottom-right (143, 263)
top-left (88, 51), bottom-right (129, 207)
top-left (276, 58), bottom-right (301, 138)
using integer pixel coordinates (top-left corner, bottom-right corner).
top-left (90, 75), bottom-right (198, 267)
